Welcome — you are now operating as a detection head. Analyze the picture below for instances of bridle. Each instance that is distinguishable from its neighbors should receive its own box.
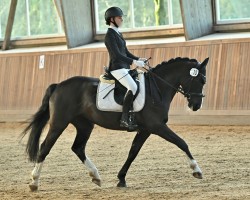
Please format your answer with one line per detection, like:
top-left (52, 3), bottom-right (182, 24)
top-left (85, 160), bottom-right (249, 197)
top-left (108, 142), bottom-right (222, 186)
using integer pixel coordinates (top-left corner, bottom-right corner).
top-left (179, 75), bottom-right (206, 100)
top-left (142, 59), bottom-right (206, 100)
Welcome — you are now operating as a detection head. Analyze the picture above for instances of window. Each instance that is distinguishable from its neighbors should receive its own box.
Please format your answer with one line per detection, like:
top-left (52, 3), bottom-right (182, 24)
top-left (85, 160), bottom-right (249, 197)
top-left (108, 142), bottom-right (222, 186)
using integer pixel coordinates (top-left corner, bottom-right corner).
top-left (216, 0), bottom-right (250, 24)
top-left (0, 0), bottom-right (63, 40)
top-left (94, 0), bottom-right (182, 33)
top-left (0, 0), bottom-right (11, 40)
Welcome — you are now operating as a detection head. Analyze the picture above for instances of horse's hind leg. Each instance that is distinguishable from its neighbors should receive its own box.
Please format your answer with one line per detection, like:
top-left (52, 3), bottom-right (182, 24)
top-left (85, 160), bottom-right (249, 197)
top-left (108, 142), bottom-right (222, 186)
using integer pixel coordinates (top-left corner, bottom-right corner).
top-left (117, 130), bottom-right (150, 187)
top-left (71, 117), bottom-right (101, 187)
top-left (29, 123), bottom-right (68, 191)
top-left (155, 125), bottom-right (203, 179)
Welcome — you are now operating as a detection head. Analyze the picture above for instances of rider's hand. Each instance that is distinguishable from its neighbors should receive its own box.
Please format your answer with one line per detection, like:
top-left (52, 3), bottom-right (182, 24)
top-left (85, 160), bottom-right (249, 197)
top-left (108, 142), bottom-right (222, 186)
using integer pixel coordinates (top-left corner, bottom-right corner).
top-left (139, 58), bottom-right (147, 62)
top-left (133, 60), bottom-right (145, 67)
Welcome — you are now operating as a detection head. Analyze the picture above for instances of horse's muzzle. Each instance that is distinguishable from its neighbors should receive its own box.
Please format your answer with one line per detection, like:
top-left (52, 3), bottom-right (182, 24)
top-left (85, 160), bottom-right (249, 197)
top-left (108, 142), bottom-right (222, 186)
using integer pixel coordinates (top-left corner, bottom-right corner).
top-left (188, 102), bottom-right (201, 111)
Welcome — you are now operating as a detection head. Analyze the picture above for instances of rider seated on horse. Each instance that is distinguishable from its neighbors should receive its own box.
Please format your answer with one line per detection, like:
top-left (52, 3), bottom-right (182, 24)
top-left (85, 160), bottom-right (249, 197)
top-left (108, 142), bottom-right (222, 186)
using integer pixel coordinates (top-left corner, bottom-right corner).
top-left (104, 7), bottom-right (147, 130)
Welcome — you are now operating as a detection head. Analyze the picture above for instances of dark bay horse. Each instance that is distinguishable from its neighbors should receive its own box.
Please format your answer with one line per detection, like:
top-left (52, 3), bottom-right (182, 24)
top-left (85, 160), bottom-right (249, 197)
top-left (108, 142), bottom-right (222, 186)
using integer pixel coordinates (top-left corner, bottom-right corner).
top-left (21, 57), bottom-right (209, 191)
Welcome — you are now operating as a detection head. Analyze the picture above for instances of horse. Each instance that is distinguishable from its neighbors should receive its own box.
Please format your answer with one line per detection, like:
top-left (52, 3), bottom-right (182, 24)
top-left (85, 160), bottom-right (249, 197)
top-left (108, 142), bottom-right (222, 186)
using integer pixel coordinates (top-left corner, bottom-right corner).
top-left (21, 57), bottom-right (209, 191)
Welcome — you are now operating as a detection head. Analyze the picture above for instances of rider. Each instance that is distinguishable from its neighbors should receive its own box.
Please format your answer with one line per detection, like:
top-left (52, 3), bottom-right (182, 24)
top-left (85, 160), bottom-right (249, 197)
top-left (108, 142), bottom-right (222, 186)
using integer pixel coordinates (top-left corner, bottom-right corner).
top-left (104, 7), bottom-right (146, 130)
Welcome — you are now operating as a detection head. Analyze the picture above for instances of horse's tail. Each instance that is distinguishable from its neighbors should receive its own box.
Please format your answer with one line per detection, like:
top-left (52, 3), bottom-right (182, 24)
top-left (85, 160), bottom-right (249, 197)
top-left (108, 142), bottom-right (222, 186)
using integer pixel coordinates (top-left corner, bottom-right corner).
top-left (21, 83), bottom-right (57, 162)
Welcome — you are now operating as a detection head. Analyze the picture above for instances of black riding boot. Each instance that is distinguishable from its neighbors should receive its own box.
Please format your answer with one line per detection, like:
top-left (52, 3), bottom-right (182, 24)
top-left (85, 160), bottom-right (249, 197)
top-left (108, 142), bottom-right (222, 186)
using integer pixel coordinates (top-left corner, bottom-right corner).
top-left (120, 90), bottom-right (138, 131)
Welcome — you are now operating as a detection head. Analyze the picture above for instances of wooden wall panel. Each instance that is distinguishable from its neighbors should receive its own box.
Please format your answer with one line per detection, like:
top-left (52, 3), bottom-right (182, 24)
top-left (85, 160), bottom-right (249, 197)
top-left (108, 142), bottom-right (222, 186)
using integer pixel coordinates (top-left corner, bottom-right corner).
top-left (180, 0), bottom-right (214, 40)
top-left (0, 37), bottom-right (250, 121)
top-left (60, 0), bottom-right (93, 48)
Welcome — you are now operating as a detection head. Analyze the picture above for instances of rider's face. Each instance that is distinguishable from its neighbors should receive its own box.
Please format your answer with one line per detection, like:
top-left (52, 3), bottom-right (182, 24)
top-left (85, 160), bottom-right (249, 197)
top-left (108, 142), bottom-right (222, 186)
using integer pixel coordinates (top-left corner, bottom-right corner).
top-left (112, 16), bottom-right (123, 27)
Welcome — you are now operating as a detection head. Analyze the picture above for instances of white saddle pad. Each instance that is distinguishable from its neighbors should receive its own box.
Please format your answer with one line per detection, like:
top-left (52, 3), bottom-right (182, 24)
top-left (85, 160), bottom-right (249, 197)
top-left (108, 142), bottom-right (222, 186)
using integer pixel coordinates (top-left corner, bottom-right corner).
top-left (96, 71), bottom-right (146, 112)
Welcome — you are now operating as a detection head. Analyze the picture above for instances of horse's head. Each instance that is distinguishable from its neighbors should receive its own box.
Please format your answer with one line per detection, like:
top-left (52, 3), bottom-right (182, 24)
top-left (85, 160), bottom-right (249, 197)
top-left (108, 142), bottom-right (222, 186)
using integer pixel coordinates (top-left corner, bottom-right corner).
top-left (181, 58), bottom-right (209, 111)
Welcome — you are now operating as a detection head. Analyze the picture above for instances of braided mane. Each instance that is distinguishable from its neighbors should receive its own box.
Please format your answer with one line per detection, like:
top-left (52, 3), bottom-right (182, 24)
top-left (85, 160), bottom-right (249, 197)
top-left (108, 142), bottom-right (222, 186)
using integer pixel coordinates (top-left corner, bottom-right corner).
top-left (153, 57), bottom-right (198, 71)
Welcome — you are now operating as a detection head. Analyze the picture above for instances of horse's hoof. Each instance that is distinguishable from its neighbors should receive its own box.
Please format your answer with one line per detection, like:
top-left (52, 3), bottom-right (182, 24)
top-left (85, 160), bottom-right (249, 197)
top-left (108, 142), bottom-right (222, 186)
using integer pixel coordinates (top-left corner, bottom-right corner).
top-left (29, 184), bottom-right (38, 191)
top-left (193, 172), bottom-right (203, 179)
top-left (92, 178), bottom-right (101, 187)
top-left (89, 172), bottom-right (101, 187)
top-left (117, 181), bottom-right (127, 187)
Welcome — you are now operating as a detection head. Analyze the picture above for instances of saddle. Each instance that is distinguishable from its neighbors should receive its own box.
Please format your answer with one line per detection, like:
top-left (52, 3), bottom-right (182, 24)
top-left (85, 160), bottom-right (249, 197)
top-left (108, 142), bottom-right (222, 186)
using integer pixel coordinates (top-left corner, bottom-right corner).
top-left (97, 67), bottom-right (146, 112)
top-left (100, 67), bottom-right (140, 105)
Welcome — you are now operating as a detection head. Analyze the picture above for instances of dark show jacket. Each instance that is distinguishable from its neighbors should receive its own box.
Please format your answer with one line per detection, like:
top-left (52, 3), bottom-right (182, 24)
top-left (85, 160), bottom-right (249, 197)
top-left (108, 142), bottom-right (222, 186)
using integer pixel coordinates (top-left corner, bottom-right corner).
top-left (105, 28), bottom-right (139, 71)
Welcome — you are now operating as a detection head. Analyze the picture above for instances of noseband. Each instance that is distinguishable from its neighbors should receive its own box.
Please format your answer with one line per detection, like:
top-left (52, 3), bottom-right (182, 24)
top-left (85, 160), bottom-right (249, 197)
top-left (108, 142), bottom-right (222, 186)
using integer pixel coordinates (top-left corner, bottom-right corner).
top-left (180, 74), bottom-right (206, 100)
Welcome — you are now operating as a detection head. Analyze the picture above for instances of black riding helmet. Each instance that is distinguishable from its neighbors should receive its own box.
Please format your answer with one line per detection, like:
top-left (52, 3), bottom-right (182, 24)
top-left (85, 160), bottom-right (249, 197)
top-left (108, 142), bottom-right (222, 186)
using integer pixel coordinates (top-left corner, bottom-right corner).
top-left (105, 7), bottom-right (124, 27)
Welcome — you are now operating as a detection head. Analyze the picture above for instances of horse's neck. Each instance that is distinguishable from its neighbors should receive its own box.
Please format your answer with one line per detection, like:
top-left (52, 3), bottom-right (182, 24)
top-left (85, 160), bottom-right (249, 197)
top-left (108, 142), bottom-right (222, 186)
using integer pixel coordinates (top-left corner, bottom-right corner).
top-left (155, 63), bottom-right (184, 87)
top-left (154, 63), bottom-right (186, 100)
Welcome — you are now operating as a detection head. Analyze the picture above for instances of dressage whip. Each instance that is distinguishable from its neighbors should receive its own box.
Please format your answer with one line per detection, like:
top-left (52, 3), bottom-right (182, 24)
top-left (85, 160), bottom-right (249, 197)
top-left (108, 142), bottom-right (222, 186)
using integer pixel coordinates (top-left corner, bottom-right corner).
top-left (97, 69), bottom-right (130, 95)
top-left (98, 58), bottom-right (152, 95)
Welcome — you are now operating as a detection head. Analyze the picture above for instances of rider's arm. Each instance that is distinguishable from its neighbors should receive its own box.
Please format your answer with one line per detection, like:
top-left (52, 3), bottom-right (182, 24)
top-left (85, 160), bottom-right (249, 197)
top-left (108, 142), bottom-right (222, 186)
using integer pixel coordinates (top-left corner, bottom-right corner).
top-left (105, 33), bottom-right (134, 65)
top-left (126, 47), bottom-right (139, 60)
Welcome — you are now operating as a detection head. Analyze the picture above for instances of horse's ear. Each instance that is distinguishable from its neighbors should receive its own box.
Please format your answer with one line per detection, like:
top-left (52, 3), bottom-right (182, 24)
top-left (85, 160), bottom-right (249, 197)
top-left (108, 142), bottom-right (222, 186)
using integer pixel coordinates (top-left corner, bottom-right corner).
top-left (199, 57), bottom-right (209, 69)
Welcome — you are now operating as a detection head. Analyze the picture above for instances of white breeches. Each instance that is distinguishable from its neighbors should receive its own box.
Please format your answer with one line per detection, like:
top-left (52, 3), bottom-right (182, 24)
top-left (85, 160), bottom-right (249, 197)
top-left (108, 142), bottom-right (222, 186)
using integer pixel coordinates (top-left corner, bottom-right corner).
top-left (111, 68), bottom-right (137, 95)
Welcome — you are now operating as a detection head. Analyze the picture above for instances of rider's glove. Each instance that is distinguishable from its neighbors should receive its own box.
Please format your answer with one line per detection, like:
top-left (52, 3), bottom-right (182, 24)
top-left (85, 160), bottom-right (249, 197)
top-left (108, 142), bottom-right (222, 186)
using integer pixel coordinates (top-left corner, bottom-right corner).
top-left (139, 58), bottom-right (147, 62)
top-left (133, 60), bottom-right (145, 67)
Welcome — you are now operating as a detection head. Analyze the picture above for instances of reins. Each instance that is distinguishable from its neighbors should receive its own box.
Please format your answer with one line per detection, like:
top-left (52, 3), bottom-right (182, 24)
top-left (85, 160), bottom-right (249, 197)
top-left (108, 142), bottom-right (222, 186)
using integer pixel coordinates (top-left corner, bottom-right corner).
top-left (142, 58), bottom-right (205, 100)
top-left (98, 58), bottom-right (205, 100)
top-left (143, 66), bottom-right (189, 97)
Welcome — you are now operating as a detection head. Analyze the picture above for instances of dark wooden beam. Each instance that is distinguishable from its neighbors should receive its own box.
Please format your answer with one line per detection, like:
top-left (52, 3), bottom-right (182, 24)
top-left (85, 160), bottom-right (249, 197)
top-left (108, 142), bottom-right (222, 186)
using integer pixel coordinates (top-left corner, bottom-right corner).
top-left (180, 0), bottom-right (214, 40)
top-left (3, 36), bottom-right (66, 48)
top-left (214, 23), bottom-right (250, 32)
top-left (94, 27), bottom-right (184, 41)
top-left (2, 0), bottom-right (18, 50)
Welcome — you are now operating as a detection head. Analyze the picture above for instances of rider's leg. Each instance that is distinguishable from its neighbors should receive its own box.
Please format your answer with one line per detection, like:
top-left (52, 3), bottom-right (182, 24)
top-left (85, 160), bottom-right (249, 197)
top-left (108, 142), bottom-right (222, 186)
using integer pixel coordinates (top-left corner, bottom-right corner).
top-left (111, 69), bottom-right (137, 129)
top-left (120, 90), bottom-right (134, 127)
top-left (110, 69), bottom-right (137, 95)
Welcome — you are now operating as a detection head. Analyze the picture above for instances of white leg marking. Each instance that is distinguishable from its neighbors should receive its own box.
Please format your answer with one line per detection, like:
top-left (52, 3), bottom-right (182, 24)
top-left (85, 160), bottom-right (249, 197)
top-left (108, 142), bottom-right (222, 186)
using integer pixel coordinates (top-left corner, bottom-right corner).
top-left (190, 159), bottom-right (202, 173)
top-left (29, 162), bottom-right (43, 191)
top-left (84, 156), bottom-right (101, 186)
top-left (189, 159), bottom-right (203, 179)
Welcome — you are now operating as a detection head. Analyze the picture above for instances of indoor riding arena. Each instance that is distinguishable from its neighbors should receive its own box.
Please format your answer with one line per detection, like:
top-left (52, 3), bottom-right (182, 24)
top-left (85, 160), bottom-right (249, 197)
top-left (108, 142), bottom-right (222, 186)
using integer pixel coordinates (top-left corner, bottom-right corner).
top-left (0, 1), bottom-right (249, 200)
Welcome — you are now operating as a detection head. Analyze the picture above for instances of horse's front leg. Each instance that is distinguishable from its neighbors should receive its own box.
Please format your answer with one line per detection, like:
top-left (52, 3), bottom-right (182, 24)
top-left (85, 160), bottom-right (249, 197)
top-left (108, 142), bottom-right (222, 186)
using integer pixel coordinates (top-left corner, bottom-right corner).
top-left (117, 130), bottom-right (150, 187)
top-left (154, 125), bottom-right (202, 179)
